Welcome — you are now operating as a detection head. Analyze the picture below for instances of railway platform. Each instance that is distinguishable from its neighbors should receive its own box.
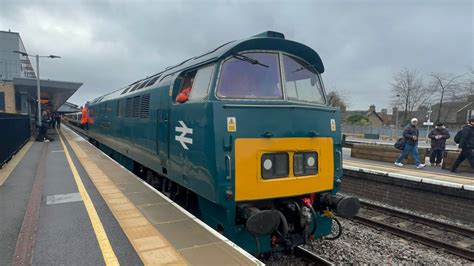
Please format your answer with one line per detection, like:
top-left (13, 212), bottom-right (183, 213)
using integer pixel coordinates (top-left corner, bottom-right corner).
top-left (342, 147), bottom-right (473, 187)
top-left (0, 127), bottom-right (260, 265)
top-left (341, 147), bottom-right (474, 223)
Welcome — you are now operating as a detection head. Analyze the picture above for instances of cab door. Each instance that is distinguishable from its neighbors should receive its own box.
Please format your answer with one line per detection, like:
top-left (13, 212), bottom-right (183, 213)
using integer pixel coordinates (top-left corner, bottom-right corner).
top-left (157, 74), bottom-right (182, 165)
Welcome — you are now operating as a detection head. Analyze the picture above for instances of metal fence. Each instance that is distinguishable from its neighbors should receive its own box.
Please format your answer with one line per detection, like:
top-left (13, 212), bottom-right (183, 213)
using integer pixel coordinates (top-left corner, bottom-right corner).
top-left (342, 124), bottom-right (463, 143)
top-left (0, 113), bottom-right (31, 167)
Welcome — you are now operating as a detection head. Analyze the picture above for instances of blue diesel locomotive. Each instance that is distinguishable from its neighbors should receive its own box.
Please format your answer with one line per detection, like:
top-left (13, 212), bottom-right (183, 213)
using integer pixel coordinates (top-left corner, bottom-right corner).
top-left (85, 31), bottom-right (359, 255)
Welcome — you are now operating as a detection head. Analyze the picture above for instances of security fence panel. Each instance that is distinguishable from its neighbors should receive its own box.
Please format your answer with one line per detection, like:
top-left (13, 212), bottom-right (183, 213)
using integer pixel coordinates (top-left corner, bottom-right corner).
top-left (0, 113), bottom-right (30, 167)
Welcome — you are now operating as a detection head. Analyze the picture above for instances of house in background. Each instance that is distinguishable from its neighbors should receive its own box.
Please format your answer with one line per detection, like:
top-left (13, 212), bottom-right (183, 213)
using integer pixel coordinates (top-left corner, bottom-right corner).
top-left (344, 105), bottom-right (390, 127)
top-left (429, 95), bottom-right (474, 128)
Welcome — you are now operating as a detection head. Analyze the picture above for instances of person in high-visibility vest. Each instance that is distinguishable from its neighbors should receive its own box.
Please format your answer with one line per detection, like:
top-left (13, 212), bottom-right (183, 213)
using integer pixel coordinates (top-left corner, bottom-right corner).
top-left (81, 106), bottom-right (89, 130)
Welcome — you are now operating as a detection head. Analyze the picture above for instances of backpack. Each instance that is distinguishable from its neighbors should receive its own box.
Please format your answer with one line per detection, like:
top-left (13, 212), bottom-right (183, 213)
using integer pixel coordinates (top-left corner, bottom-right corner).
top-left (454, 130), bottom-right (462, 144)
top-left (394, 137), bottom-right (405, 150)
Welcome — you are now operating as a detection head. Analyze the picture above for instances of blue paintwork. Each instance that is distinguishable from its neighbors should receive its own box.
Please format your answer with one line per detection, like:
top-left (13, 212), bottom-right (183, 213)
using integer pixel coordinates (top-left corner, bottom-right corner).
top-left (86, 31), bottom-right (343, 254)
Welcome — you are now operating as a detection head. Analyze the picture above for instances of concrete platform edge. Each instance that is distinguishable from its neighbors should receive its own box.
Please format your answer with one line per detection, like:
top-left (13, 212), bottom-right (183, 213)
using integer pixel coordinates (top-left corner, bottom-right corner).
top-left (64, 126), bottom-right (263, 265)
top-left (343, 165), bottom-right (470, 191)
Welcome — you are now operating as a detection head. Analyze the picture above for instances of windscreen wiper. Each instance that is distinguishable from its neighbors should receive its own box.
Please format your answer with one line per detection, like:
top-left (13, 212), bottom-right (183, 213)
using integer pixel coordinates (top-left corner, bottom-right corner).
top-left (232, 53), bottom-right (269, 68)
top-left (292, 64), bottom-right (320, 73)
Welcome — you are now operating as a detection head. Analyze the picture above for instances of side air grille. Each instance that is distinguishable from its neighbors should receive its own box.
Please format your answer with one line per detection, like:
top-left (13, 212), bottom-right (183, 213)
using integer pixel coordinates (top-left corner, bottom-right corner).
top-left (125, 98), bottom-right (133, 117)
top-left (140, 94), bottom-right (150, 118)
top-left (132, 96), bottom-right (140, 117)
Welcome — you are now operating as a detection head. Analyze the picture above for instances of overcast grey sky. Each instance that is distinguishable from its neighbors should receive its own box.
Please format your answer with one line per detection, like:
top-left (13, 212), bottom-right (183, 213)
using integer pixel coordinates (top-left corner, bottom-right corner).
top-left (1, 0), bottom-right (472, 110)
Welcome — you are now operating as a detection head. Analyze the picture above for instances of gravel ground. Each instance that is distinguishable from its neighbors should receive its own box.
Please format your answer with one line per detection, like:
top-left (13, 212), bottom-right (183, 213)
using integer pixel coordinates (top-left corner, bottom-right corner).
top-left (265, 196), bottom-right (474, 265)
top-left (343, 192), bottom-right (474, 230)
top-left (306, 218), bottom-right (473, 265)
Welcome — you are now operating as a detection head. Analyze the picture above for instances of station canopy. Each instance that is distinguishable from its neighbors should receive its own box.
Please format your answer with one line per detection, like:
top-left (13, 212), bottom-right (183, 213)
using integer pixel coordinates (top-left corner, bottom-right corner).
top-left (13, 77), bottom-right (83, 111)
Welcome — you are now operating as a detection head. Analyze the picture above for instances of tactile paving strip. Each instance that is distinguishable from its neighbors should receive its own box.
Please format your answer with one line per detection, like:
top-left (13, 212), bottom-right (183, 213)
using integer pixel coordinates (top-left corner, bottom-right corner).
top-left (61, 130), bottom-right (187, 265)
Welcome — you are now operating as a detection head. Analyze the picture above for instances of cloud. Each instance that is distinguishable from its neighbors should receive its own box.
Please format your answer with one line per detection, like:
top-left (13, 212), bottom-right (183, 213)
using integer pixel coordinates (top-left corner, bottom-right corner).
top-left (0, 0), bottom-right (472, 110)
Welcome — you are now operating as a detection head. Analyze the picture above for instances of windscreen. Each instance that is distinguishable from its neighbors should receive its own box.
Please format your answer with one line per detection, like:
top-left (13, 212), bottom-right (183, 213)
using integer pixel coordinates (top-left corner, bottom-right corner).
top-left (217, 52), bottom-right (283, 99)
top-left (283, 54), bottom-right (326, 104)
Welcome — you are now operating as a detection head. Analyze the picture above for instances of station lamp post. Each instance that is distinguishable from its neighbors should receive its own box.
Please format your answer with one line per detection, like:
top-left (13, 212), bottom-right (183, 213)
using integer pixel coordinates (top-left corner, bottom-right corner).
top-left (13, 51), bottom-right (61, 128)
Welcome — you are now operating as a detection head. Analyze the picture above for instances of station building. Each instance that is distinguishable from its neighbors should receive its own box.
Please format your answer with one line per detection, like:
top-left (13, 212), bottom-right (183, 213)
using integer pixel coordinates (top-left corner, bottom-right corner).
top-left (0, 30), bottom-right (83, 116)
top-left (0, 29), bottom-right (82, 166)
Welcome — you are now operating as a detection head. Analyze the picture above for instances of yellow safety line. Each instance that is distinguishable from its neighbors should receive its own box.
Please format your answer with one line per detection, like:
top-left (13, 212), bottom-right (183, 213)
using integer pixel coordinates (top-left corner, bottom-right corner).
top-left (60, 128), bottom-right (187, 265)
top-left (57, 129), bottom-right (119, 265)
top-left (0, 141), bottom-right (33, 186)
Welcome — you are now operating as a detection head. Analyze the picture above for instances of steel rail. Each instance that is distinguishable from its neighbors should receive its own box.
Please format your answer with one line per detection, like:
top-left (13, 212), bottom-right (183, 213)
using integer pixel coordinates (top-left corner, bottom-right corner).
top-left (360, 201), bottom-right (474, 237)
top-left (294, 246), bottom-right (334, 266)
top-left (354, 210), bottom-right (474, 261)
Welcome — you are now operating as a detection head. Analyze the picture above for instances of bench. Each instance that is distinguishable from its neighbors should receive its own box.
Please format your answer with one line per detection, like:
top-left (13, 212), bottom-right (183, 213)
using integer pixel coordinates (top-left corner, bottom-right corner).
top-left (351, 143), bottom-right (427, 164)
top-left (441, 150), bottom-right (474, 173)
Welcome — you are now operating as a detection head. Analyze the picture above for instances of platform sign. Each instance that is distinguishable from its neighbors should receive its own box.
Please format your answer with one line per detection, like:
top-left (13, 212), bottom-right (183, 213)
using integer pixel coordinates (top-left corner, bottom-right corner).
top-left (423, 121), bottom-right (434, 126)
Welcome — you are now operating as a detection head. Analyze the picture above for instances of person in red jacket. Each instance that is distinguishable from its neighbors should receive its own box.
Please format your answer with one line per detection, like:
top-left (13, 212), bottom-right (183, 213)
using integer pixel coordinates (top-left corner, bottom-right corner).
top-left (81, 106), bottom-right (89, 130)
top-left (176, 77), bottom-right (194, 103)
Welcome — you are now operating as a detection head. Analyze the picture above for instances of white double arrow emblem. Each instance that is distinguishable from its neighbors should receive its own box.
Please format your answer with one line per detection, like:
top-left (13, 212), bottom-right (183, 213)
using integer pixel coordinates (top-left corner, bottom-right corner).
top-left (175, 121), bottom-right (193, 150)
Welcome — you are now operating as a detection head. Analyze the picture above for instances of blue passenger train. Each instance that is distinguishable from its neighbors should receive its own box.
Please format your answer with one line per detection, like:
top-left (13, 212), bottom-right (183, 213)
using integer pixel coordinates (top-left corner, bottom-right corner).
top-left (83, 31), bottom-right (359, 255)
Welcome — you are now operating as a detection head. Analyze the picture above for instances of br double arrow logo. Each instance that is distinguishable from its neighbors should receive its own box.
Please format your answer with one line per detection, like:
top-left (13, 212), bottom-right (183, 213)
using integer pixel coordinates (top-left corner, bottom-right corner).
top-left (175, 121), bottom-right (193, 150)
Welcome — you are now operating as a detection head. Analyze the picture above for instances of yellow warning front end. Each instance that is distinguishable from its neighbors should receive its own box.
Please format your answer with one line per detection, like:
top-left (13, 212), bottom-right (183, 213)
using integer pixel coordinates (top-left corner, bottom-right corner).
top-left (234, 137), bottom-right (334, 201)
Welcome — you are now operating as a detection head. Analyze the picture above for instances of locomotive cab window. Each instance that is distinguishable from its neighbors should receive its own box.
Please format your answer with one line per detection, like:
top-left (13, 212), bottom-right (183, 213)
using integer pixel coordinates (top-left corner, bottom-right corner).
top-left (283, 54), bottom-right (326, 104)
top-left (175, 64), bottom-right (214, 103)
top-left (217, 52), bottom-right (282, 99)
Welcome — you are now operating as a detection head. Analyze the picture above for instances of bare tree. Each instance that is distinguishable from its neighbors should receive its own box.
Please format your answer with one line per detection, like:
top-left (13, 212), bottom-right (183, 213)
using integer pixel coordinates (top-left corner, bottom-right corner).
top-left (428, 72), bottom-right (465, 122)
top-left (327, 90), bottom-right (348, 112)
top-left (391, 69), bottom-right (430, 123)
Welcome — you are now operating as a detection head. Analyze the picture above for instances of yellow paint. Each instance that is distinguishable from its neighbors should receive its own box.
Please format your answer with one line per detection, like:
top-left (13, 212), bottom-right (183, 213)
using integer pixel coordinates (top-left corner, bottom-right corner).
top-left (57, 129), bottom-right (119, 265)
top-left (0, 141), bottom-right (33, 186)
top-left (60, 128), bottom-right (188, 265)
top-left (234, 138), bottom-right (334, 201)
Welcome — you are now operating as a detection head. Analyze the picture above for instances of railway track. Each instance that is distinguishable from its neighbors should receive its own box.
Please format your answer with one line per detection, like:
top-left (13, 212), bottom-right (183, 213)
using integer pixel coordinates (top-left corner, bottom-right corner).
top-left (294, 246), bottom-right (334, 265)
top-left (354, 201), bottom-right (474, 261)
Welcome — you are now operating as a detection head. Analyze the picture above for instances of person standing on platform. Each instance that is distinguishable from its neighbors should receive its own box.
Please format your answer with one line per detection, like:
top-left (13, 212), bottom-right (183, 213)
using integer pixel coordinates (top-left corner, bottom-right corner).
top-left (55, 113), bottom-right (61, 129)
top-left (50, 112), bottom-right (57, 129)
top-left (40, 110), bottom-right (50, 142)
top-left (451, 118), bottom-right (474, 173)
top-left (81, 106), bottom-right (89, 130)
top-left (394, 118), bottom-right (426, 169)
top-left (428, 122), bottom-right (450, 166)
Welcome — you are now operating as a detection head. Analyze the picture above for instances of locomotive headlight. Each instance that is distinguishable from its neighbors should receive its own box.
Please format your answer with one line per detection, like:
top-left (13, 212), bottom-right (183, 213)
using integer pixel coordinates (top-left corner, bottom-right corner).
top-left (294, 152), bottom-right (318, 176)
top-left (261, 153), bottom-right (289, 179)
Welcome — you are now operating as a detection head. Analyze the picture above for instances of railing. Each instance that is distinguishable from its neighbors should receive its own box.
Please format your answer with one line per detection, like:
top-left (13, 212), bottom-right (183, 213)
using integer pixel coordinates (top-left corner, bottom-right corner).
top-left (0, 113), bottom-right (31, 168)
top-left (342, 124), bottom-right (463, 143)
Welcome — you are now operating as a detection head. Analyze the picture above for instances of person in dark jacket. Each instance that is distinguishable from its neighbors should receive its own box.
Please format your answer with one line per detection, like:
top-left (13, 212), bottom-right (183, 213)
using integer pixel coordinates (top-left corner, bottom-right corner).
top-left (55, 113), bottom-right (61, 129)
top-left (394, 118), bottom-right (426, 168)
top-left (428, 122), bottom-right (450, 166)
top-left (40, 111), bottom-right (50, 142)
top-left (451, 118), bottom-right (474, 173)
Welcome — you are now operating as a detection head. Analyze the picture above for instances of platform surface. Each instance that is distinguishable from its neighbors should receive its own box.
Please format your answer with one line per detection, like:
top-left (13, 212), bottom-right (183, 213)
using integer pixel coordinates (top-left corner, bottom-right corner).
top-left (0, 127), bottom-right (260, 265)
top-left (343, 147), bottom-right (474, 187)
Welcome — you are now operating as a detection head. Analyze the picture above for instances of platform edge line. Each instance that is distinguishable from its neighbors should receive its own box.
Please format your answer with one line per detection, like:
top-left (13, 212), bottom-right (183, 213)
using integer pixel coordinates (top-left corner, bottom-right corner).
top-left (57, 129), bottom-right (119, 266)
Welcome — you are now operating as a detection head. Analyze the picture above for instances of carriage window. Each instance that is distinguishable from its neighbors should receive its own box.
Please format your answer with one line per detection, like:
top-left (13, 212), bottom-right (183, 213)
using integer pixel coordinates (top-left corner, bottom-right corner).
top-left (217, 53), bottom-right (282, 99)
top-left (283, 55), bottom-right (325, 104)
top-left (188, 65), bottom-right (214, 101)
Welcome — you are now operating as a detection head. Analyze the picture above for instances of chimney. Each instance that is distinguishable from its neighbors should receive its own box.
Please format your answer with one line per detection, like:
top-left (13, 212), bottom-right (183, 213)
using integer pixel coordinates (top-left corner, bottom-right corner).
top-left (368, 105), bottom-right (376, 113)
top-left (381, 109), bottom-right (388, 115)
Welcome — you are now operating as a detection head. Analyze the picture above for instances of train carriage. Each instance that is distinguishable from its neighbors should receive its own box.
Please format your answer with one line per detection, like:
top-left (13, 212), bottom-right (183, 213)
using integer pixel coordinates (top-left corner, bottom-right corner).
top-left (85, 31), bottom-right (359, 255)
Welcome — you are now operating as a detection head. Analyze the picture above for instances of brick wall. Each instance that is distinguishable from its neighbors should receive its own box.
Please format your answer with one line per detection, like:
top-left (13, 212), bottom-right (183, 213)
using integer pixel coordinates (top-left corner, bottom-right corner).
top-left (341, 170), bottom-right (474, 223)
